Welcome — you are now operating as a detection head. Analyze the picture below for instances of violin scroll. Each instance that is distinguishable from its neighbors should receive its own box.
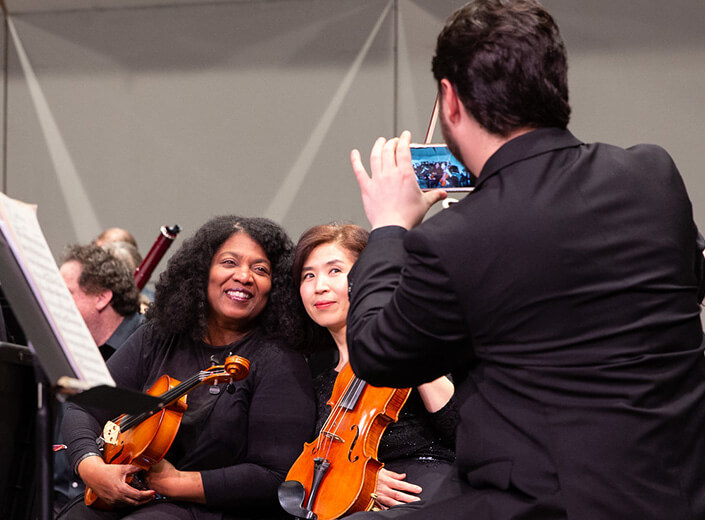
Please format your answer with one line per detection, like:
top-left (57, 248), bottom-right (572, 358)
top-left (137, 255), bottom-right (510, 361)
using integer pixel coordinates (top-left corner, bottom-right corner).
top-left (201, 355), bottom-right (250, 385)
top-left (224, 355), bottom-right (250, 381)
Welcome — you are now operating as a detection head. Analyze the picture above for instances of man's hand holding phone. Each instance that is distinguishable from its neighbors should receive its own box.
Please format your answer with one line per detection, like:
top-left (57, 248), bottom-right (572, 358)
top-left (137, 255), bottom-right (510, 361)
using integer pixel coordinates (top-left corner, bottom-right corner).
top-left (351, 131), bottom-right (447, 231)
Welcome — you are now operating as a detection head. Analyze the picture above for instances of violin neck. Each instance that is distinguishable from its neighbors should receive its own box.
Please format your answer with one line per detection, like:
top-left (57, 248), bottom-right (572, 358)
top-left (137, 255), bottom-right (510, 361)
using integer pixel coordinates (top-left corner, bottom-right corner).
top-left (118, 372), bottom-right (207, 432)
top-left (339, 376), bottom-right (366, 410)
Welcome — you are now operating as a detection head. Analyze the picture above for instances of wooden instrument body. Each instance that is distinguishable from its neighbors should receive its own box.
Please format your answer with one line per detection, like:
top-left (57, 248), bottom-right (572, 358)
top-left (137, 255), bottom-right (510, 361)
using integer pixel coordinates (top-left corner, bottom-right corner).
top-left (84, 375), bottom-right (186, 509)
top-left (285, 363), bottom-right (410, 520)
top-left (83, 355), bottom-right (250, 510)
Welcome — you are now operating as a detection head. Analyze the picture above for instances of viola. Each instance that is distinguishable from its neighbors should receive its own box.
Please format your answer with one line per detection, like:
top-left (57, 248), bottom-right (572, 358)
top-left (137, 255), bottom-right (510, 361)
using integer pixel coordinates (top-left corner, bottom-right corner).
top-left (84, 354), bottom-right (250, 510)
top-left (281, 363), bottom-right (410, 520)
top-left (133, 225), bottom-right (181, 291)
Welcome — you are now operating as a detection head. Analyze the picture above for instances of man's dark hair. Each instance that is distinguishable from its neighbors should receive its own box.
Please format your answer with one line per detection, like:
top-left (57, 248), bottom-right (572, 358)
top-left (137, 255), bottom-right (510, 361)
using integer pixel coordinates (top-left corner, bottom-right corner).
top-left (146, 215), bottom-right (305, 347)
top-left (61, 244), bottom-right (140, 317)
top-left (432, 0), bottom-right (570, 136)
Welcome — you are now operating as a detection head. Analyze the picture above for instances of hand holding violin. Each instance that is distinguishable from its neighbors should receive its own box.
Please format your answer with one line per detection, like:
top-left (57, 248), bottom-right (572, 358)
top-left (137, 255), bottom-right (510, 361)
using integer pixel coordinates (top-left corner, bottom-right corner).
top-left (145, 459), bottom-right (206, 504)
top-left (375, 468), bottom-right (422, 508)
top-left (78, 455), bottom-right (155, 507)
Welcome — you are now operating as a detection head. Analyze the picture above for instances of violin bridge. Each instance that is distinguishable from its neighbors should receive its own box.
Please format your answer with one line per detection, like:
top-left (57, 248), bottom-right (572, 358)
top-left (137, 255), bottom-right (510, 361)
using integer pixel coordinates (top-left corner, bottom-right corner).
top-left (321, 431), bottom-right (344, 443)
top-left (103, 421), bottom-right (120, 446)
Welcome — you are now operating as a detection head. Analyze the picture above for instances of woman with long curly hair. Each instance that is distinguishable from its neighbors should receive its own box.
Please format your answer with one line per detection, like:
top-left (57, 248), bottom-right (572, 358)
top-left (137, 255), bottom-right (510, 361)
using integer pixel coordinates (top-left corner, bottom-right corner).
top-left (59, 215), bottom-right (315, 520)
top-left (291, 223), bottom-right (458, 517)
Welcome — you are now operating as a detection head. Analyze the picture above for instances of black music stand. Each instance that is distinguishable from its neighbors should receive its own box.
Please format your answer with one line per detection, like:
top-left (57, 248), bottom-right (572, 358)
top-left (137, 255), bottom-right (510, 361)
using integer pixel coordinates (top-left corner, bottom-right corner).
top-left (0, 235), bottom-right (161, 520)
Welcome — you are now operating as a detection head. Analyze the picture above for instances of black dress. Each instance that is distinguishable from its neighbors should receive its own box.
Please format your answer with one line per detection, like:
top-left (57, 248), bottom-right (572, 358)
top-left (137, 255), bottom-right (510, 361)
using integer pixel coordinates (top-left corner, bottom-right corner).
top-left (312, 354), bottom-right (458, 517)
top-left (60, 324), bottom-right (315, 520)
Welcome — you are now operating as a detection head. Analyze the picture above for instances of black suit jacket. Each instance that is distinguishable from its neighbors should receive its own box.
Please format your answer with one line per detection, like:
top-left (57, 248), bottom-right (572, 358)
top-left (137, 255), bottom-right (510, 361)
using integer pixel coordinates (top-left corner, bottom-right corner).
top-left (347, 128), bottom-right (705, 519)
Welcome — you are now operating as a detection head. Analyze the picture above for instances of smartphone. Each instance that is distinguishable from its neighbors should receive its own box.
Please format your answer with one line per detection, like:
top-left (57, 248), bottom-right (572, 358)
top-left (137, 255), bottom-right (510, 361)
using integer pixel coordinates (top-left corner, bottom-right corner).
top-left (410, 144), bottom-right (474, 192)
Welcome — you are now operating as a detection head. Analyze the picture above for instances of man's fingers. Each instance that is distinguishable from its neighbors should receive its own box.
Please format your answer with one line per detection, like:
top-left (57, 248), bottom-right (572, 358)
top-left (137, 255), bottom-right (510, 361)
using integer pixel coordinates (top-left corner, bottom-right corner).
top-left (351, 149), bottom-right (371, 190)
top-left (423, 189), bottom-right (448, 208)
top-left (370, 137), bottom-right (386, 176)
top-left (396, 131), bottom-right (412, 169)
top-left (381, 138), bottom-right (399, 175)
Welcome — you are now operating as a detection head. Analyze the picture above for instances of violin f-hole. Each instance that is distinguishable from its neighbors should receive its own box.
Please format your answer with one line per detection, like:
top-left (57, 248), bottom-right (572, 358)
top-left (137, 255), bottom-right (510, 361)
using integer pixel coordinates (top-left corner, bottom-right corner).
top-left (347, 425), bottom-right (360, 463)
top-left (106, 445), bottom-right (125, 465)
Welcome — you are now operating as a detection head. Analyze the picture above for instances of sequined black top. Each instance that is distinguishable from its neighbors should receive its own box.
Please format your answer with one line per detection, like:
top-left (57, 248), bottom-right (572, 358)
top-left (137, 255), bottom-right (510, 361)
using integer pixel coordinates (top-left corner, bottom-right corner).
top-left (313, 366), bottom-right (458, 463)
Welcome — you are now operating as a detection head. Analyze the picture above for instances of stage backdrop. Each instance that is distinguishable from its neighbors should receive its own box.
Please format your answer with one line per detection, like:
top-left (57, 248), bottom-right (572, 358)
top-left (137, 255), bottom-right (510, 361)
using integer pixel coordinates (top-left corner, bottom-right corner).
top-left (1, 0), bottom-right (704, 287)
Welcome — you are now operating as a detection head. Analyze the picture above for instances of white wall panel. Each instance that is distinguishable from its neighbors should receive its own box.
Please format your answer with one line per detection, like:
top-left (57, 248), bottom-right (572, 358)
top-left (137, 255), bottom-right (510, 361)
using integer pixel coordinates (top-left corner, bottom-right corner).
top-left (2, 0), bottom-right (704, 273)
top-left (5, 0), bottom-right (395, 261)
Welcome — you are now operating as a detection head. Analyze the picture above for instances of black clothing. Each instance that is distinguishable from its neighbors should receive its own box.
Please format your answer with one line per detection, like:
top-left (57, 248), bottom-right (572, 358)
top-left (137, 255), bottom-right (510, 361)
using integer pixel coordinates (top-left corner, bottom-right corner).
top-left (347, 128), bottom-right (705, 519)
top-left (61, 324), bottom-right (315, 519)
top-left (0, 299), bottom-right (6, 342)
top-left (55, 312), bottom-right (145, 512)
top-left (313, 368), bottom-right (456, 465)
top-left (98, 312), bottom-right (145, 361)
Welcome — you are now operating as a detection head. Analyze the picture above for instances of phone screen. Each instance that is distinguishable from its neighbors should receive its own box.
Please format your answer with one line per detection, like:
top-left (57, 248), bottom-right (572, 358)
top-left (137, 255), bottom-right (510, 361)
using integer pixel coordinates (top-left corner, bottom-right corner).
top-left (410, 144), bottom-right (474, 191)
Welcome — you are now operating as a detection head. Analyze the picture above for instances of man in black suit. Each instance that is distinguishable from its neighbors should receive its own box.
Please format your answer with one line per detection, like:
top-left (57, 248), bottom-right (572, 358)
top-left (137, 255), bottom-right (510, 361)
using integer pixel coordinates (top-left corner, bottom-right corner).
top-left (346, 1), bottom-right (705, 518)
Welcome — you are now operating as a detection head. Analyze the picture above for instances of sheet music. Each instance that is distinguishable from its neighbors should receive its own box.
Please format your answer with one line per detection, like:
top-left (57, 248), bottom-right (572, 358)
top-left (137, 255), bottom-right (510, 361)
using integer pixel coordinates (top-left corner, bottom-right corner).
top-left (0, 192), bottom-right (113, 387)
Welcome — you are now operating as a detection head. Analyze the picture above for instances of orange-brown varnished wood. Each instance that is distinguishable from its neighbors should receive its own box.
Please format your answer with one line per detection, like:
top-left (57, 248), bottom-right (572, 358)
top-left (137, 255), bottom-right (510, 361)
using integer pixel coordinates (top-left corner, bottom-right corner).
top-left (84, 355), bottom-right (250, 510)
top-left (285, 363), bottom-right (411, 520)
top-left (84, 375), bottom-right (186, 509)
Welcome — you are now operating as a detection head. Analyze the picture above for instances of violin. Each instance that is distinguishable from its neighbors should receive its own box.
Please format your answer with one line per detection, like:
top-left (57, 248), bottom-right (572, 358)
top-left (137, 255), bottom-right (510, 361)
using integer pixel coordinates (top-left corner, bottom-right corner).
top-left (133, 225), bottom-right (181, 291)
top-left (281, 363), bottom-right (410, 520)
top-left (84, 354), bottom-right (250, 510)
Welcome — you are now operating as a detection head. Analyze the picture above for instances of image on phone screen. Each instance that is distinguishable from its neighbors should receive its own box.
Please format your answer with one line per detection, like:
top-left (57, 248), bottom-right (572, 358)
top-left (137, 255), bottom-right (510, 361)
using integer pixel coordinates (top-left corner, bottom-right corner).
top-left (410, 144), bottom-right (474, 192)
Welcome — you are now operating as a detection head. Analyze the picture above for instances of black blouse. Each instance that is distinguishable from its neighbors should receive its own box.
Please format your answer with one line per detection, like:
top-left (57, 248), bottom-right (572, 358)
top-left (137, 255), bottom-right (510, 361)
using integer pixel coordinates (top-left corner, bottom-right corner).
top-left (62, 324), bottom-right (315, 514)
top-left (312, 364), bottom-right (458, 464)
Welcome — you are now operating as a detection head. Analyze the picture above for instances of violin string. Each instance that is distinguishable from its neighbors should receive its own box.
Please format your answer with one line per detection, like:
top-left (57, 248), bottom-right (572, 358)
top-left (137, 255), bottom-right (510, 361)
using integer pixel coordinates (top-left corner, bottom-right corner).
top-left (119, 369), bottom-right (226, 432)
top-left (316, 373), bottom-right (357, 453)
top-left (316, 374), bottom-right (367, 461)
top-left (322, 376), bottom-right (368, 462)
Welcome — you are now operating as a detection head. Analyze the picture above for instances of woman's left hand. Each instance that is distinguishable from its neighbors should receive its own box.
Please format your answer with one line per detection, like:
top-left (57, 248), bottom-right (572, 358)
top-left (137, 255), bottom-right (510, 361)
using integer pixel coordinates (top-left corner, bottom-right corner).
top-left (145, 459), bottom-right (206, 504)
top-left (374, 468), bottom-right (422, 508)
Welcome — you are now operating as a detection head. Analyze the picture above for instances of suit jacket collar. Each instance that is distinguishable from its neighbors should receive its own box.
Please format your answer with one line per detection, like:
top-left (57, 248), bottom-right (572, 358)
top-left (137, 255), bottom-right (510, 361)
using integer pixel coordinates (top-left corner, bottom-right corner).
top-left (474, 127), bottom-right (582, 190)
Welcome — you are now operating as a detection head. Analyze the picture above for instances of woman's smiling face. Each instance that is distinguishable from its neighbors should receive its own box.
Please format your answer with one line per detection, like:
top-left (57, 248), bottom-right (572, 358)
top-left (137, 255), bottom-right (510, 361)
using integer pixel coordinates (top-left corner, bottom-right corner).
top-left (299, 242), bottom-right (357, 335)
top-left (206, 232), bottom-right (272, 341)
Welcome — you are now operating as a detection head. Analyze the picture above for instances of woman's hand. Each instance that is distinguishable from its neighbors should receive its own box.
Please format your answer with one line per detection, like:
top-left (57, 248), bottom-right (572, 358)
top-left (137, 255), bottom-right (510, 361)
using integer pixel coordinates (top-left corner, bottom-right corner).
top-left (78, 455), bottom-right (154, 507)
top-left (145, 459), bottom-right (206, 504)
top-left (374, 468), bottom-right (422, 509)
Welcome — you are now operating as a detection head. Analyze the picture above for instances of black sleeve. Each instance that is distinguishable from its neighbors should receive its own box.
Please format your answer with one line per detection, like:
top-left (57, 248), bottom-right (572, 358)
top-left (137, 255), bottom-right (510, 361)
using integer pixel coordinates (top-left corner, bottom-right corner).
top-left (427, 395), bottom-right (460, 449)
top-left (200, 347), bottom-right (315, 508)
top-left (347, 226), bottom-right (471, 388)
top-left (696, 232), bottom-right (705, 303)
top-left (61, 326), bottom-right (151, 473)
top-left (0, 298), bottom-right (6, 342)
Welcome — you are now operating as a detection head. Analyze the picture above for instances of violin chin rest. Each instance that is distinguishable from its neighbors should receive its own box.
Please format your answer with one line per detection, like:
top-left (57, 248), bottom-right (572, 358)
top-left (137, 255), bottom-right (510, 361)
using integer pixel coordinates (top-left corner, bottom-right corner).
top-left (278, 480), bottom-right (318, 520)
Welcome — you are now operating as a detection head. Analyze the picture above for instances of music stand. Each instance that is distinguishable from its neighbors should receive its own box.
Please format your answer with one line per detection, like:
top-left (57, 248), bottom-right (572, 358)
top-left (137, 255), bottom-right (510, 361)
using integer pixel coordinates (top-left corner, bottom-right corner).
top-left (0, 195), bottom-right (161, 519)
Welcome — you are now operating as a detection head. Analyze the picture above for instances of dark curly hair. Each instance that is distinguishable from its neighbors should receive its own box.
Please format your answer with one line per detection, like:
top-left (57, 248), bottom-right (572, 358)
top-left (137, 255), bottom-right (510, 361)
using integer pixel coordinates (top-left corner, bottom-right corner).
top-left (432, 0), bottom-right (570, 137)
top-left (61, 244), bottom-right (140, 316)
top-left (146, 215), bottom-right (304, 348)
